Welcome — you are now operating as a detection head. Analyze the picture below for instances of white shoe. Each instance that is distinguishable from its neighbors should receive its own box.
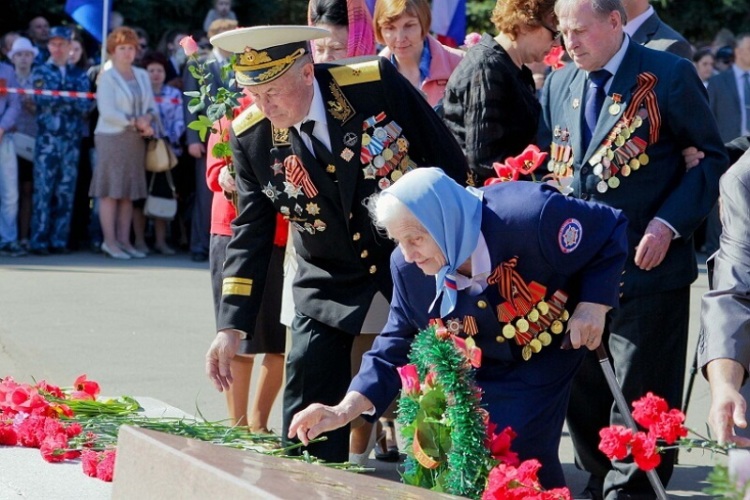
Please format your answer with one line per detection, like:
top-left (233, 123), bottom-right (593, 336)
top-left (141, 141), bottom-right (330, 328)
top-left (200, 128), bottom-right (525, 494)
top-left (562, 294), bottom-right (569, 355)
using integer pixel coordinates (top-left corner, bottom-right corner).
top-left (101, 243), bottom-right (130, 260)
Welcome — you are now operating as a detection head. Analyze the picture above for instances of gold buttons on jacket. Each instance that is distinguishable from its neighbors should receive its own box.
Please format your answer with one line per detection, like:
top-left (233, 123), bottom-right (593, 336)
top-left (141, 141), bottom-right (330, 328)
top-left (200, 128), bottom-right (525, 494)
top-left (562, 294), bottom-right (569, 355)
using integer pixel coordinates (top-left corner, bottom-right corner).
top-left (477, 300), bottom-right (488, 309)
top-left (369, 265), bottom-right (377, 274)
top-left (361, 250), bottom-right (368, 258)
top-left (353, 232), bottom-right (361, 241)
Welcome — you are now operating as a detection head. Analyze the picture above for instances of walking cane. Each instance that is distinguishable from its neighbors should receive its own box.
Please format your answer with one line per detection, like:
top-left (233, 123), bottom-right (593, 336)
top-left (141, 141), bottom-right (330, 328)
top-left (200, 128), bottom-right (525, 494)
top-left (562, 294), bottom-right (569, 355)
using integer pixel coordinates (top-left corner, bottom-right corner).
top-left (595, 345), bottom-right (669, 500)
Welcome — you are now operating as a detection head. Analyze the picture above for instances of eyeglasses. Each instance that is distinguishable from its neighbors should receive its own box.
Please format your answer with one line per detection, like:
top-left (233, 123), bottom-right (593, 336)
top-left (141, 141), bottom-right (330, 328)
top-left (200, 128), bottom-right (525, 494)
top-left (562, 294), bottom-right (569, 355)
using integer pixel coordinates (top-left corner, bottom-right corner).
top-left (541, 23), bottom-right (562, 44)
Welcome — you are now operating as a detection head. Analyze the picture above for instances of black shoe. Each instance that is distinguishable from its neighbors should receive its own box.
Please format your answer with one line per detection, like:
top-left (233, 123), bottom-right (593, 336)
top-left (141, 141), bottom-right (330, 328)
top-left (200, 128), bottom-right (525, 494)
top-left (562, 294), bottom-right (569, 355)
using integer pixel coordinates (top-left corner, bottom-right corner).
top-left (0, 242), bottom-right (28, 257)
top-left (49, 246), bottom-right (71, 255)
top-left (191, 251), bottom-right (208, 262)
top-left (30, 248), bottom-right (50, 256)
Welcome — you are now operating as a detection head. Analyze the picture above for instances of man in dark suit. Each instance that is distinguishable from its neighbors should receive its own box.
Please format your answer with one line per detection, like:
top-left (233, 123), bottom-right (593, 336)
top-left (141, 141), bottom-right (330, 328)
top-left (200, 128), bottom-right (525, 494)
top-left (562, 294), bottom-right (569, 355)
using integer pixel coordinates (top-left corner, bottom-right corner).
top-left (703, 35), bottom-right (750, 255)
top-left (708, 34), bottom-right (750, 144)
top-left (699, 148), bottom-right (750, 447)
top-left (182, 19), bottom-right (239, 262)
top-left (204, 26), bottom-right (469, 463)
top-left (540, 0), bottom-right (728, 497)
top-left (621, 0), bottom-right (692, 59)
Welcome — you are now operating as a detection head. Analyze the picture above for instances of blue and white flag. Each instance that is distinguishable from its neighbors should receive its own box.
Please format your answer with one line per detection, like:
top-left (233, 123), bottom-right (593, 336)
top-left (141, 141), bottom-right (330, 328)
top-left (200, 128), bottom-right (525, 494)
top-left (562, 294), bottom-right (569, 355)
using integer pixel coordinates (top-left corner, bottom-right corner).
top-left (65, 0), bottom-right (111, 42)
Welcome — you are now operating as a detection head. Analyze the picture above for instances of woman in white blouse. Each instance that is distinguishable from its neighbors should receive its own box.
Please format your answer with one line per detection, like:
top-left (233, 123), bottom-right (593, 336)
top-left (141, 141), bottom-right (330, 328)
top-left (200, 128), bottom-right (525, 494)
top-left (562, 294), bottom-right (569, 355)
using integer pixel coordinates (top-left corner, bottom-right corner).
top-left (89, 27), bottom-right (155, 259)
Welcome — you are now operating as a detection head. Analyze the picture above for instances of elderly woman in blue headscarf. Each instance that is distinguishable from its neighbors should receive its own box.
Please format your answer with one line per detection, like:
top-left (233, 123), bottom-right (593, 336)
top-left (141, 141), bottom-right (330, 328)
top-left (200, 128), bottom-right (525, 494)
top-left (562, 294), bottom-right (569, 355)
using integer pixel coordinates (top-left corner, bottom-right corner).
top-left (289, 168), bottom-right (628, 487)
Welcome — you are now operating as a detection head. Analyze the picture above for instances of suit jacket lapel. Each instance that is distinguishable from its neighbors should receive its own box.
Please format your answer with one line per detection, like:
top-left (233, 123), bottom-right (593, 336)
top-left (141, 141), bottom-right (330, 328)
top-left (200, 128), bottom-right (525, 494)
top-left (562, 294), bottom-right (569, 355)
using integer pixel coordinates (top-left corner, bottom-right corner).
top-left (584, 42), bottom-right (641, 161)
top-left (566, 71), bottom-right (587, 165)
top-left (632, 13), bottom-right (660, 45)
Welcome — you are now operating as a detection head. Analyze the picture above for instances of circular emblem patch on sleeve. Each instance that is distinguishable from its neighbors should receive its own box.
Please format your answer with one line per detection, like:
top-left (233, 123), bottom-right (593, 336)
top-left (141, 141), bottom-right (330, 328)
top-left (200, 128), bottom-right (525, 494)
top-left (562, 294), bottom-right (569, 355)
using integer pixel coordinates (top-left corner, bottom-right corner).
top-left (558, 218), bottom-right (583, 254)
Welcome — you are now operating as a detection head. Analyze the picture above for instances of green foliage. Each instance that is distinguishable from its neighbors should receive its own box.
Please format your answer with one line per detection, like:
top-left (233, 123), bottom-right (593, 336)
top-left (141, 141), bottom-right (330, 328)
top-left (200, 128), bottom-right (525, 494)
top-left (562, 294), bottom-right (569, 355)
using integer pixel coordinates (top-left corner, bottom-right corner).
top-left (703, 463), bottom-right (749, 499)
top-left (396, 327), bottom-right (490, 499)
top-left (467, 0), bottom-right (497, 36)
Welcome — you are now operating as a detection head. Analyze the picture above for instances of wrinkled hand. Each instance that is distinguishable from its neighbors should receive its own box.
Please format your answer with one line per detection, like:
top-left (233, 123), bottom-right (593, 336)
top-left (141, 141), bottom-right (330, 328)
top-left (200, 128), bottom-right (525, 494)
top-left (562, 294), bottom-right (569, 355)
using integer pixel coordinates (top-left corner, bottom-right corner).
top-left (219, 166), bottom-right (236, 193)
top-left (563, 301), bottom-right (610, 350)
top-left (634, 219), bottom-right (673, 271)
top-left (681, 146), bottom-right (704, 171)
top-left (707, 359), bottom-right (750, 446)
top-left (205, 329), bottom-right (242, 392)
top-left (708, 384), bottom-right (750, 446)
top-left (188, 143), bottom-right (206, 158)
top-left (288, 403), bottom-right (350, 446)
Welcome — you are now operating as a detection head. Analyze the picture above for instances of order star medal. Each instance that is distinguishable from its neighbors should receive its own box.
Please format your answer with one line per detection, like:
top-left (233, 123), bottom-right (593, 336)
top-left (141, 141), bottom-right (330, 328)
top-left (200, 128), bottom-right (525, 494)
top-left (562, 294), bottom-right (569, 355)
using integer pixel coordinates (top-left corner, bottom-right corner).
top-left (262, 182), bottom-right (281, 202)
top-left (283, 182), bottom-right (303, 199)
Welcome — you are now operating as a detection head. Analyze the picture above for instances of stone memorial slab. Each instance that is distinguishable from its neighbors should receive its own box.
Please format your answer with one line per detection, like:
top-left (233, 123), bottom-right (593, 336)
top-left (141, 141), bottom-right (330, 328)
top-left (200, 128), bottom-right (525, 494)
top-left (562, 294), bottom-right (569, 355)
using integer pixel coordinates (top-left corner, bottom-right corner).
top-left (112, 426), bottom-right (459, 499)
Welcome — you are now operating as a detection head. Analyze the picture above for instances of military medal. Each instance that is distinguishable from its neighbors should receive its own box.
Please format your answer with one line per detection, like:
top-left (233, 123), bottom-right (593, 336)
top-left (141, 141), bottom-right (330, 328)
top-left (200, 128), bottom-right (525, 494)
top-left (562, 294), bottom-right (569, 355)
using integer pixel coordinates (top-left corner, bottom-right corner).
top-left (502, 324), bottom-right (516, 339)
top-left (340, 147), bottom-right (354, 162)
top-left (597, 180), bottom-right (608, 193)
top-left (522, 345), bottom-right (532, 361)
top-left (305, 202), bottom-right (320, 215)
top-left (550, 320), bottom-right (564, 334)
top-left (325, 164), bottom-right (336, 174)
top-left (343, 132), bottom-right (357, 147)
top-left (538, 332), bottom-right (552, 346)
top-left (529, 338), bottom-right (543, 353)
top-left (608, 93), bottom-right (622, 115)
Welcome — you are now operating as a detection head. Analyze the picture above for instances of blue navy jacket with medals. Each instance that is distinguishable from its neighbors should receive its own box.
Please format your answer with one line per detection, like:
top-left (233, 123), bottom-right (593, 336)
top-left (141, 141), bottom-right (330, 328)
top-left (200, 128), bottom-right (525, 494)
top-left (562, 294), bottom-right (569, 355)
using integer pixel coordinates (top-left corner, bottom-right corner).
top-left (218, 58), bottom-right (469, 336)
top-left (349, 182), bottom-right (627, 424)
top-left (539, 40), bottom-right (728, 298)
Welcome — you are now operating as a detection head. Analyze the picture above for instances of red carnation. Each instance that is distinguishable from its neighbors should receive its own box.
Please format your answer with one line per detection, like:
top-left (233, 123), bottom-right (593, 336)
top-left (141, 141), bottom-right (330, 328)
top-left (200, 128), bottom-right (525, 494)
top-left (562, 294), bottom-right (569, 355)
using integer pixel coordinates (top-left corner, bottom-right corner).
top-left (96, 449), bottom-right (117, 482)
top-left (540, 487), bottom-right (573, 499)
top-left (81, 449), bottom-right (99, 477)
top-left (17, 415), bottom-right (48, 448)
top-left (598, 425), bottom-right (633, 460)
top-left (65, 422), bottom-right (83, 438)
top-left (40, 433), bottom-right (69, 463)
top-left (0, 423), bottom-right (17, 446)
top-left (632, 392), bottom-right (668, 429)
top-left (651, 409), bottom-right (688, 444)
top-left (631, 432), bottom-right (661, 471)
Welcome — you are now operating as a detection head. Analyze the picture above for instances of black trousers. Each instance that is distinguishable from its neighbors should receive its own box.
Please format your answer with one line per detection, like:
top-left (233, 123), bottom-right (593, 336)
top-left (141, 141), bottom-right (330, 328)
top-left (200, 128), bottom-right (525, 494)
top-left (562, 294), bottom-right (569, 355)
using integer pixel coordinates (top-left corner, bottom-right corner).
top-left (282, 313), bottom-right (355, 463)
top-left (566, 287), bottom-right (690, 499)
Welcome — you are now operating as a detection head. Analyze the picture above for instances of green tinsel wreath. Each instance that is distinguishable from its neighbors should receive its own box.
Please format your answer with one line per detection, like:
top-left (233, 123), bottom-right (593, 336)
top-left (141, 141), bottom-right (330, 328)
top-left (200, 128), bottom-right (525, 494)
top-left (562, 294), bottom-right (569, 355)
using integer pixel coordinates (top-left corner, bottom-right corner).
top-left (396, 326), bottom-right (491, 499)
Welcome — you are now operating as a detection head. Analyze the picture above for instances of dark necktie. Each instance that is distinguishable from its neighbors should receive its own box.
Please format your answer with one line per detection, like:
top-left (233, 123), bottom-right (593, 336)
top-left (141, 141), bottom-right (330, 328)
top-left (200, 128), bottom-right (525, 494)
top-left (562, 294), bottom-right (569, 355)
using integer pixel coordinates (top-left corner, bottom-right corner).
top-left (743, 72), bottom-right (750, 133)
top-left (583, 69), bottom-right (612, 151)
top-left (300, 120), bottom-right (335, 167)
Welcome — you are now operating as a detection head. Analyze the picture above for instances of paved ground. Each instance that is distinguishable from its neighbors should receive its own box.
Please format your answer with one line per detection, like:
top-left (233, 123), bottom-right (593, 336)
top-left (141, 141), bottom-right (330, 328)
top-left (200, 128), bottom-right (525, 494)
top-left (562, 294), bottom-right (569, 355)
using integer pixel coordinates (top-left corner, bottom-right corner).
top-left (0, 250), bottom-right (719, 497)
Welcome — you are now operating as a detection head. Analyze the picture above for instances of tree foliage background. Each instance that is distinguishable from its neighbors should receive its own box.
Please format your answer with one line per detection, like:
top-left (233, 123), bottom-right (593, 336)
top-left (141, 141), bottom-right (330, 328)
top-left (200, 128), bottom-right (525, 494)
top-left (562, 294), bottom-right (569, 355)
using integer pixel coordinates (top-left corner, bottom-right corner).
top-left (3, 0), bottom-right (750, 51)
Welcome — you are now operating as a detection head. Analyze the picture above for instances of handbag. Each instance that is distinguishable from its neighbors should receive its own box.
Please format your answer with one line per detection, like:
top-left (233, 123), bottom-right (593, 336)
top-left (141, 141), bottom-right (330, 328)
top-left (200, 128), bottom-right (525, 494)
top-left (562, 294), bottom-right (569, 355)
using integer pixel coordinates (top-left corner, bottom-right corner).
top-left (143, 170), bottom-right (178, 220)
top-left (144, 113), bottom-right (178, 173)
top-left (145, 137), bottom-right (178, 172)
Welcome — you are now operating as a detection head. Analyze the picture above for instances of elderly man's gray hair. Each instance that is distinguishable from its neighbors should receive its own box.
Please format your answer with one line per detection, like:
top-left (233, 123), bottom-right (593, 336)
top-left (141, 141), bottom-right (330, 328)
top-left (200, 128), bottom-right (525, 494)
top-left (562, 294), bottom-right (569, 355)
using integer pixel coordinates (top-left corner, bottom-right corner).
top-left (555, 0), bottom-right (628, 25)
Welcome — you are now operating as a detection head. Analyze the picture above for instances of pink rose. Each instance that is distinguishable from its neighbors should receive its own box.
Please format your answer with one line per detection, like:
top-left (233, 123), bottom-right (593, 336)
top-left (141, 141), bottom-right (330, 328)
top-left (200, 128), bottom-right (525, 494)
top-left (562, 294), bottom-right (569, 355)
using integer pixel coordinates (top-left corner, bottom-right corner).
top-left (179, 36), bottom-right (199, 57)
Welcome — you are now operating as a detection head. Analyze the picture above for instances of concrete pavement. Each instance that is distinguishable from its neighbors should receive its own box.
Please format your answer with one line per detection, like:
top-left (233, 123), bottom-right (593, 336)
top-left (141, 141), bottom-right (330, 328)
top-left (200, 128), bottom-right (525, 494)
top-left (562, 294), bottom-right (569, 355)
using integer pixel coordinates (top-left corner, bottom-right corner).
top-left (0, 250), bottom-right (719, 497)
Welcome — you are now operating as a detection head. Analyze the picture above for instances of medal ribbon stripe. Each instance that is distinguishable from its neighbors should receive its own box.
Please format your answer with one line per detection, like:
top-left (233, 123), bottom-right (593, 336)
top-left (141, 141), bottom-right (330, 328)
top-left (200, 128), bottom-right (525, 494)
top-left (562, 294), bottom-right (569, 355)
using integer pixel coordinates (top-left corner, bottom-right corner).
top-left (622, 72), bottom-right (661, 145)
top-left (487, 257), bottom-right (534, 309)
top-left (283, 155), bottom-right (318, 198)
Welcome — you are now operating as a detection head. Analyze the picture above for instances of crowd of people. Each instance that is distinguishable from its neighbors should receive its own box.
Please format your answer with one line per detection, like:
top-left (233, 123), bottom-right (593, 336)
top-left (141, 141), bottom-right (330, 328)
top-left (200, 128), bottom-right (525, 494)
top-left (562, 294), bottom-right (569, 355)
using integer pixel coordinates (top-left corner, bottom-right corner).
top-left (4, 0), bottom-right (750, 498)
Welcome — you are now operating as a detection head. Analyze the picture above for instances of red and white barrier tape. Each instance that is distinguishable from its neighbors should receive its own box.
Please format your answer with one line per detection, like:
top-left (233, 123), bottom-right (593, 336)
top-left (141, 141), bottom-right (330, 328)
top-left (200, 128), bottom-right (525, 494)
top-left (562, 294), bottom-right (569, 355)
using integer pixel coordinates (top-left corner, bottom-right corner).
top-left (0, 86), bottom-right (182, 104)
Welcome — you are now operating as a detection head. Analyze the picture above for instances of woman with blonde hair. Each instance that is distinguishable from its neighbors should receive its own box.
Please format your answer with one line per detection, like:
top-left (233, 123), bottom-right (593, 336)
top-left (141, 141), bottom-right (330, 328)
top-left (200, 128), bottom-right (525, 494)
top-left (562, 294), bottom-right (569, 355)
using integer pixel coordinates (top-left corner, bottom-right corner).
top-left (90, 27), bottom-right (155, 259)
top-left (373, 0), bottom-right (464, 107)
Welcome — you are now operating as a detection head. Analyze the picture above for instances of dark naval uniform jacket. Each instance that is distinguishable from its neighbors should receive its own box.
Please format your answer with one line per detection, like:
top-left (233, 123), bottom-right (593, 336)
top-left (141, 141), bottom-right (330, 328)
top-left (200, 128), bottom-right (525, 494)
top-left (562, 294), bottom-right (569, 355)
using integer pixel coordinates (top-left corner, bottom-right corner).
top-left (218, 58), bottom-right (469, 336)
top-left (540, 40), bottom-right (728, 298)
top-left (349, 182), bottom-right (628, 486)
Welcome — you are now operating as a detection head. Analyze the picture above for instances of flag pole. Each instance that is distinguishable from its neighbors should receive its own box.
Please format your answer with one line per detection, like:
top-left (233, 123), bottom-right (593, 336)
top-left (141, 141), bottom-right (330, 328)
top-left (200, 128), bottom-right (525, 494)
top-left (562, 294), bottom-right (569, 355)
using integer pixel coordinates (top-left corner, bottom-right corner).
top-left (100, 0), bottom-right (109, 64)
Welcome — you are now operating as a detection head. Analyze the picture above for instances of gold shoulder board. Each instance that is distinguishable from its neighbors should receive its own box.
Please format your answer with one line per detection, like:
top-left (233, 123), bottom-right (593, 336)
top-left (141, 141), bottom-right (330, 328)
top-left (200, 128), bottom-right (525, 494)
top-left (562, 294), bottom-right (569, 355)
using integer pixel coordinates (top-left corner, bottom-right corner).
top-left (232, 104), bottom-right (265, 135)
top-left (329, 60), bottom-right (381, 87)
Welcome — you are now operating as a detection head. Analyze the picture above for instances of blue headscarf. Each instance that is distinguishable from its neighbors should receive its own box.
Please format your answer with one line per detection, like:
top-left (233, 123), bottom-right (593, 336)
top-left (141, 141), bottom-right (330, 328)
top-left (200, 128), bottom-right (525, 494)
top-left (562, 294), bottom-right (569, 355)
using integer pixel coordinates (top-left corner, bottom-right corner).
top-left (382, 168), bottom-right (483, 317)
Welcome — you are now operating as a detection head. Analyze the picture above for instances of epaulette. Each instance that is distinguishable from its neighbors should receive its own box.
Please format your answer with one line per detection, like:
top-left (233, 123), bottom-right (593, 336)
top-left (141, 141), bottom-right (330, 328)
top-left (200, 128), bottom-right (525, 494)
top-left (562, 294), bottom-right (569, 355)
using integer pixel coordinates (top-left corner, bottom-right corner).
top-left (329, 60), bottom-right (381, 87)
top-left (232, 103), bottom-right (265, 135)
